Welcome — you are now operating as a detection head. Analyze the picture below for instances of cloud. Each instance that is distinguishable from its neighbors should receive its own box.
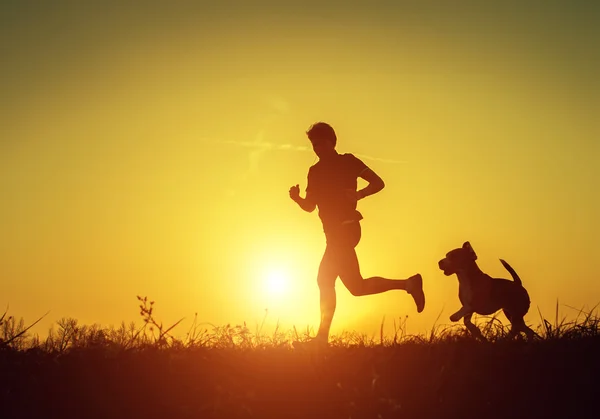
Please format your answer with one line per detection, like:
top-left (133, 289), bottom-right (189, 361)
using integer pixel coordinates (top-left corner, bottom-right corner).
top-left (203, 136), bottom-right (407, 199)
top-left (213, 138), bottom-right (308, 153)
top-left (200, 94), bottom-right (405, 198)
top-left (353, 153), bottom-right (406, 165)
top-left (211, 138), bottom-right (405, 164)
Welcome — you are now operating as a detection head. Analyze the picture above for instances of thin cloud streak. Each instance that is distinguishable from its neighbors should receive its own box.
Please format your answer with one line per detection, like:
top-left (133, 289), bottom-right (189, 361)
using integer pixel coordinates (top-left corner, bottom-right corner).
top-left (353, 153), bottom-right (407, 165)
top-left (207, 138), bottom-right (406, 164)
top-left (214, 138), bottom-right (309, 152)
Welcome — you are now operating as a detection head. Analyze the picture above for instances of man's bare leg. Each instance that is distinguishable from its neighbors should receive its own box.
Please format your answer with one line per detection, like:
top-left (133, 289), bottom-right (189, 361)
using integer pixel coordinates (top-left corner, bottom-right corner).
top-left (294, 240), bottom-right (425, 350)
top-left (355, 276), bottom-right (408, 293)
top-left (338, 247), bottom-right (425, 312)
top-left (316, 282), bottom-right (336, 342)
top-left (292, 247), bottom-right (338, 349)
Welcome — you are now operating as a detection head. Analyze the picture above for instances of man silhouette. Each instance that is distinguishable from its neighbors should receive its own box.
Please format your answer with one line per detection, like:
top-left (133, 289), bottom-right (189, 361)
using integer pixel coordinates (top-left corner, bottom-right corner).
top-left (289, 122), bottom-right (425, 348)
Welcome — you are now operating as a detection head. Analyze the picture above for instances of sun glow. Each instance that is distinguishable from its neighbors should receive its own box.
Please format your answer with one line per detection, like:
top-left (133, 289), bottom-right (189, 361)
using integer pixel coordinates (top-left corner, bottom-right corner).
top-left (264, 268), bottom-right (289, 298)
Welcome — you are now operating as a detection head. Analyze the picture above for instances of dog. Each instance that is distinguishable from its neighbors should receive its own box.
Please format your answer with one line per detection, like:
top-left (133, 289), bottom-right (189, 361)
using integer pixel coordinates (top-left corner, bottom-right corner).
top-left (438, 241), bottom-right (535, 340)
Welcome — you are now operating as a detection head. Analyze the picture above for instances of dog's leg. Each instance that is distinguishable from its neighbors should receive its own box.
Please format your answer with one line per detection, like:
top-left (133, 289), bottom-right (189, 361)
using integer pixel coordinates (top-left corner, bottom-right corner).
top-left (523, 326), bottom-right (536, 340)
top-left (504, 310), bottom-right (521, 340)
top-left (464, 313), bottom-right (486, 341)
top-left (519, 322), bottom-right (537, 340)
top-left (506, 317), bottom-right (534, 340)
top-left (450, 306), bottom-right (471, 322)
top-left (506, 310), bottom-right (539, 340)
top-left (506, 324), bottom-right (519, 340)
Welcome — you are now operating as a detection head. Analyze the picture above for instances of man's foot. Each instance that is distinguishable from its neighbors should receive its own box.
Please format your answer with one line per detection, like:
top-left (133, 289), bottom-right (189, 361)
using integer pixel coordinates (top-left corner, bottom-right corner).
top-left (407, 274), bottom-right (425, 313)
top-left (292, 336), bottom-right (328, 351)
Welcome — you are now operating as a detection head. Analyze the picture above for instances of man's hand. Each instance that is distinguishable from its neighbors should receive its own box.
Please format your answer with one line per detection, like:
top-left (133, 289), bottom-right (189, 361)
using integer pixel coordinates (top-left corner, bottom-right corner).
top-left (355, 169), bottom-right (385, 200)
top-left (345, 189), bottom-right (362, 203)
top-left (289, 184), bottom-right (316, 212)
top-left (289, 184), bottom-right (301, 202)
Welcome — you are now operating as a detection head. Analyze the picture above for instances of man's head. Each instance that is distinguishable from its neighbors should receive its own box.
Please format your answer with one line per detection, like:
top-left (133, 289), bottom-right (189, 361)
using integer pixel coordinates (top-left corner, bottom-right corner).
top-left (307, 122), bottom-right (337, 159)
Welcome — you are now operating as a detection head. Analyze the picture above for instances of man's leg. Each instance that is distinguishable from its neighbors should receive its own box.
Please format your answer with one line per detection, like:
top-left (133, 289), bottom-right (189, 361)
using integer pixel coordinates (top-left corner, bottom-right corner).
top-left (336, 246), bottom-right (415, 295)
top-left (335, 243), bottom-right (425, 312)
top-left (315, 246), bottom-right (339, 342)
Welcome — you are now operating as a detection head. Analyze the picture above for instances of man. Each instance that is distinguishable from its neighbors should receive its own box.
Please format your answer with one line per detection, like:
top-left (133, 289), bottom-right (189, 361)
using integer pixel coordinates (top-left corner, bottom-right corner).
top-left (289, 122), bottom-right (425, 347)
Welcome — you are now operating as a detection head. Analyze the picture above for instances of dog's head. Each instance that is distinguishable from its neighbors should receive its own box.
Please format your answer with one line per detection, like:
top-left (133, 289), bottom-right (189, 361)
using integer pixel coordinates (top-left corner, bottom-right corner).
top-left (438, 241), bottom-right (478, 276)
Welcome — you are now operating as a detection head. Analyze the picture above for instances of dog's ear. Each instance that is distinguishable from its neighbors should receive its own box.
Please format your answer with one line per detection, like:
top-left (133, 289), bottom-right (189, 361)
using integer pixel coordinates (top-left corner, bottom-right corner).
top-left (463, 241), bottom-right (477, 260)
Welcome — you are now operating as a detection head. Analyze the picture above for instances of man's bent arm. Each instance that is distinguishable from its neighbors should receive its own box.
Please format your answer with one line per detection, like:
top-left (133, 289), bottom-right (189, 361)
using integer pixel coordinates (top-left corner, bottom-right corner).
top-left (357, 168), bottom-right (385, 200)
top-left (294, 194), bottom-right (317, 212)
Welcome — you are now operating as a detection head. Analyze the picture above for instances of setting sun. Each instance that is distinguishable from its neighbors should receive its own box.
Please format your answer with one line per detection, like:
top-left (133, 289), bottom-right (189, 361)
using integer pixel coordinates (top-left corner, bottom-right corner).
top-left (263, 268), bottom-right (290, 298)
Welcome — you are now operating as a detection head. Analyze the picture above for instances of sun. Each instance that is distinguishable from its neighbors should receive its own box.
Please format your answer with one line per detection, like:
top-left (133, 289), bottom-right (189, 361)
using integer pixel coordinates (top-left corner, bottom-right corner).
top-left (263, 268), bottom-right (290, 298)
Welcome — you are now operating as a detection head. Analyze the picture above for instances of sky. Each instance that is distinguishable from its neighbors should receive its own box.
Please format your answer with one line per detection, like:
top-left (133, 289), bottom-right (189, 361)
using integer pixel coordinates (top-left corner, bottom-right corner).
top-left (1, 1), bottom-right (599, 339)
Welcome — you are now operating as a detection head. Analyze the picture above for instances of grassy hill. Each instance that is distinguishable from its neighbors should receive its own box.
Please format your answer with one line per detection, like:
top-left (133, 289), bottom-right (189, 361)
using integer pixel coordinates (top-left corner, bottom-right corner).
top-left (2, 298), bottom-right (598, 419)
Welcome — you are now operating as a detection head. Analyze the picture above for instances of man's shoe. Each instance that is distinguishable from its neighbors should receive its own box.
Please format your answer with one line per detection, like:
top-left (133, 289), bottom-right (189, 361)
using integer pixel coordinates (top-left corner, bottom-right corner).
top-left (407, 274), bottom-right (425, 313)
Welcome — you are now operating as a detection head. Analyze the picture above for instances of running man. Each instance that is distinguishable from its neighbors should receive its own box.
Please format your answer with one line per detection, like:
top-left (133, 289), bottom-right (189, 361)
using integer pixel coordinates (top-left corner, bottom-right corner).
top-left (289, 122), bottom-right (425, 347)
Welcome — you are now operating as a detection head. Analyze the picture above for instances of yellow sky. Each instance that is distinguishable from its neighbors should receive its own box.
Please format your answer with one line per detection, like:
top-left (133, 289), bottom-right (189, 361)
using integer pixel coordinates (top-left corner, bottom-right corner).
top-left (1, 2), bottom-right (599, 338)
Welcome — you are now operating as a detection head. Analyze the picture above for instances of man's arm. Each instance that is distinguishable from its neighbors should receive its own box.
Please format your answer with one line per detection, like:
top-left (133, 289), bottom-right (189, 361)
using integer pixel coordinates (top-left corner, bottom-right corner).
top-left (295, 194), bottom-right (317, 212)
top-left (289, 184), bottom-right (317, 212)
top-left (357, 168), bottom-right (385, 200)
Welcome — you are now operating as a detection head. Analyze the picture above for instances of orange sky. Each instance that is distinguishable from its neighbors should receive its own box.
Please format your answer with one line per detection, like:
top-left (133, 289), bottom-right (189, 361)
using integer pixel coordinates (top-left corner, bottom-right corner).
top-left (1, 2), bottom-right (599, 339)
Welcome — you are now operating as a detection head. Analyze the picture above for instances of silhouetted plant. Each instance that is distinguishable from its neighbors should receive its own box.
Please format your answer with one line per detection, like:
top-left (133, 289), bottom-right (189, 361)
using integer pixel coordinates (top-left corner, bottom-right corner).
top-left (2, 297), bottom-right (599, 419)
top-left (0, 306), bottom-right (48, 350)
top-left (0, 297), bottom-right (598, 352)
top-left (136, 295), bottom-right (184, 347)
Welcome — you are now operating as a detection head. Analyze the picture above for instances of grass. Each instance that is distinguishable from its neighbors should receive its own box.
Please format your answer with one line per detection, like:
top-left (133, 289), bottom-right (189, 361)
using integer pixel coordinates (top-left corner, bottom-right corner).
top-left (1, 297), bottom-right (599, 419)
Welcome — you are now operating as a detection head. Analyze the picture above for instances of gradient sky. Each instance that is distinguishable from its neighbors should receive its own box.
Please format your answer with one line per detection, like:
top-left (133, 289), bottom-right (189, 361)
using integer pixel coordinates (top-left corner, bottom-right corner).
top-left (1, 1), bottom-right (599, 338)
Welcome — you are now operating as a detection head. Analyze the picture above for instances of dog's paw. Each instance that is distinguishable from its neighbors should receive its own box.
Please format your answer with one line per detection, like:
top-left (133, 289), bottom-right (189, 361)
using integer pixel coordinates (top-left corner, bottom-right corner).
top-left (450, 313), bottom-right (462, 322)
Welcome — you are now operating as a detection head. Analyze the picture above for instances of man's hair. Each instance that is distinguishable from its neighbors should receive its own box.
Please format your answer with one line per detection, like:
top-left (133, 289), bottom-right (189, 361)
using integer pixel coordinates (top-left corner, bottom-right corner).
top-left (306, 122), bottom-right (337, 146)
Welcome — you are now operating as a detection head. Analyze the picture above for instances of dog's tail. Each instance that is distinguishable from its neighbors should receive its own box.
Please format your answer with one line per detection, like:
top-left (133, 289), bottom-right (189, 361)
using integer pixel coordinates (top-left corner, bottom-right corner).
top-left (500, 259), bottom-right (522, 286)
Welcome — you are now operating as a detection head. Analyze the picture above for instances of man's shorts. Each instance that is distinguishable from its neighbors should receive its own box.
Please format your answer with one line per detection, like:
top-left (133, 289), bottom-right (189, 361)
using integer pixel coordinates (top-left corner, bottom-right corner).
top-left (324, 221), bottom-right (361, 249)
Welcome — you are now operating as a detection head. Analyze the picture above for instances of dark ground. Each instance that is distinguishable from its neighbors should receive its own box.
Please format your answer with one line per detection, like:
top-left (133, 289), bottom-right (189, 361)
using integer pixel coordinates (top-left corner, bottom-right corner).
top-left (2, 335), bottom-right (599, 419)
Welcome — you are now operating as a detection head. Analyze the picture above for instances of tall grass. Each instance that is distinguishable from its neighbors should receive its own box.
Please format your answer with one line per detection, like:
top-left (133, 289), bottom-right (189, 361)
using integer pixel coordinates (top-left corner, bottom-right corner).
top-left (1, 297), bottom-right (599, 352)
top-left (2, 297), bottom-right (599, 419)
